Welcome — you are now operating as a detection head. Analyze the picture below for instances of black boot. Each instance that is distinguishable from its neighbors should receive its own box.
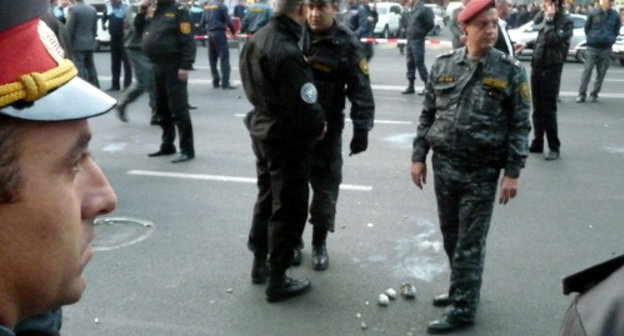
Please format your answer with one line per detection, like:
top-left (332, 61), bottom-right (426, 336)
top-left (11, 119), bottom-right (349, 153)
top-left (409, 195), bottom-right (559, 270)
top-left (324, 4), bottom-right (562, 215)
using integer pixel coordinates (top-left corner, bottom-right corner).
top-left (251, 254), bottom-right (268, 284)
top-left (402, 80), bottom-right (415, 94)
top-left (312, 226), bottom-right (329, 270)
top-left (116, 102), bottom-right (128, 122)
top-left (312, 245), bottom-right (329, 271)
top-left (265, 271), bottom-right (311, 303)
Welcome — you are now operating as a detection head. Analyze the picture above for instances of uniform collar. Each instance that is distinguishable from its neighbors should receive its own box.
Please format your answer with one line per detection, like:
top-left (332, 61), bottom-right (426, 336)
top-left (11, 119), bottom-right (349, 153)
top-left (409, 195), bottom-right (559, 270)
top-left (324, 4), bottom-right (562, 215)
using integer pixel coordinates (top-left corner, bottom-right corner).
top-left (273, 14), bottom-right (304, 41)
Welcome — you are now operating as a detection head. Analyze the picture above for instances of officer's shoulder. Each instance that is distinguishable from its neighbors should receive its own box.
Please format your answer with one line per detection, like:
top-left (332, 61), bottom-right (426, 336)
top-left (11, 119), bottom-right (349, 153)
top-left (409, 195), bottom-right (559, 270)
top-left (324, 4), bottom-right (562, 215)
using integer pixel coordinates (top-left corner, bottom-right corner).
top-left (498, 51), bottom-right (521, 68)
top-left (436, 49), bottom-right (455, 59)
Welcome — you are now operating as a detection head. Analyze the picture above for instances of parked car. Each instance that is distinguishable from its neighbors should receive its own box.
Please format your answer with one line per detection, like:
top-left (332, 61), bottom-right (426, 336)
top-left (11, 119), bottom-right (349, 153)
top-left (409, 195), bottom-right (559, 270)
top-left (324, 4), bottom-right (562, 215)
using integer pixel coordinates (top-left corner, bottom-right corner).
top-left (507, 14), bottom-right (587, 62)
top-left (374, 2), bottom-right (403, 38)
top-left (443, 1), bottom-right (462, 26)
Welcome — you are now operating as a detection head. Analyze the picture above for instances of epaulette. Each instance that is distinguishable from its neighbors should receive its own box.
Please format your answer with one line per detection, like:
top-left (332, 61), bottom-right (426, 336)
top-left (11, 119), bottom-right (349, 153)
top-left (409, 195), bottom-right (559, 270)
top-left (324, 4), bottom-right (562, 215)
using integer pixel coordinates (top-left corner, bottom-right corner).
top-left (437, 49), bottom-right (455, 59)
top-left (501, 53), bottom-right (521, 67)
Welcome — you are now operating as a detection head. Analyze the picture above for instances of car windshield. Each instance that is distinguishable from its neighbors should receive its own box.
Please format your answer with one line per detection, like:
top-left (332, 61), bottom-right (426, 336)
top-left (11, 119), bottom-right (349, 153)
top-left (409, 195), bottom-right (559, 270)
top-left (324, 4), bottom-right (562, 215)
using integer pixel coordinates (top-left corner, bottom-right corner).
top-left (377, 7), bottom-right (388, 14)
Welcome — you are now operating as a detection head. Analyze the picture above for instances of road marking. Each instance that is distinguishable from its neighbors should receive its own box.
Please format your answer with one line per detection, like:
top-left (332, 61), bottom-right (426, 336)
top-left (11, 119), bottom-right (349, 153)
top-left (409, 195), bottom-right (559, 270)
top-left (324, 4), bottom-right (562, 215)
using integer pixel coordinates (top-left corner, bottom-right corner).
top-left (233, 113), bottom-right (412, 125)
top-left (127, 170), bottom-right (373, 191)
top-left (96, 76), bottom-right (624, 98)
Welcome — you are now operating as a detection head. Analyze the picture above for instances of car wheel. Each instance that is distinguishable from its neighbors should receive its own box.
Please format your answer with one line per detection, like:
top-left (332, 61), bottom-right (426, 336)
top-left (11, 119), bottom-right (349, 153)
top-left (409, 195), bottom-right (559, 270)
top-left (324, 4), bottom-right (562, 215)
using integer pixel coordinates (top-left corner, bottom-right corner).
top-left (619, 58), bottom-right (624, 66)
top-left (94, 40), bottom-right (100, 52)
top-left (382, 26), bottom-right (389, 39)
top-left (576, 49), bottom-right (587, 63)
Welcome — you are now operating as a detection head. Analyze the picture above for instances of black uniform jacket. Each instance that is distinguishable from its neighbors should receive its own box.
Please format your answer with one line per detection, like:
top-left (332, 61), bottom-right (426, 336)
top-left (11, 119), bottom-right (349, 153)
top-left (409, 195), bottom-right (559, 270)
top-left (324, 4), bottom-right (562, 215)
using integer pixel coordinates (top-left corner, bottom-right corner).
top-left (301, 21), bottom-right (374, 136)
top-left (139, 0), bottom-right (196, 69)
top-left (240, 14), bottom-right (326, 146)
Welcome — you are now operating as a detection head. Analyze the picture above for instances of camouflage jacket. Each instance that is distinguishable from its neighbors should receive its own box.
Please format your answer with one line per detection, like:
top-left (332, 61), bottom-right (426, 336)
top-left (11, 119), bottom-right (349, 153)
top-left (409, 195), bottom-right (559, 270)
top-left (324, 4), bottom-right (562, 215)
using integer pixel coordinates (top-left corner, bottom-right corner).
top-left (411, 47), bottom-right (531, 178)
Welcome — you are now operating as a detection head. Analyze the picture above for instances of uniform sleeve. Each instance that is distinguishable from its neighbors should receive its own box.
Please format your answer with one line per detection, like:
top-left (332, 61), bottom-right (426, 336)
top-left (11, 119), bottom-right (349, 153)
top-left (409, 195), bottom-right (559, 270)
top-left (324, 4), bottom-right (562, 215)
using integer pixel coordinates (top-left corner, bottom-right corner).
top-left (176, 7), bottom-right (197, 70)
top-left (276, 51), bottom-right (326, 141)
top-left (222, 4), bottom-right (236, 34)
top-left (346, 41), bottom-right (375, 132)
top-left (504, 64), bottom-right (531, 178)
top-left (422, 7), bottom-right (435, 35)
top-left (411, 61), bottom-right (438, 163)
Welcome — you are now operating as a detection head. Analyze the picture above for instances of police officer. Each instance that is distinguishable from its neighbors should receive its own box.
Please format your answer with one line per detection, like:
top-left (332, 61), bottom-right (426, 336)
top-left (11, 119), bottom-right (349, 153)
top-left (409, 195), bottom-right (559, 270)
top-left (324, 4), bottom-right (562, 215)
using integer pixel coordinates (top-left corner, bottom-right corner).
top-left (241, 0), bottom-right (274, 34)
top-left (299, 0), bottom-right (374, 270)
top-left (200, 0), bottom-right (237, 89)
top-left (240, 0), bottom-right (326, 302)
top-left (139, 0), bottom-right (196, 163)
top-left (401, 0), bottom-right (434, 95)
top-left (410, 0), bottom-right (531, 332)
top-left (350, 0), bottom-right (375, 60)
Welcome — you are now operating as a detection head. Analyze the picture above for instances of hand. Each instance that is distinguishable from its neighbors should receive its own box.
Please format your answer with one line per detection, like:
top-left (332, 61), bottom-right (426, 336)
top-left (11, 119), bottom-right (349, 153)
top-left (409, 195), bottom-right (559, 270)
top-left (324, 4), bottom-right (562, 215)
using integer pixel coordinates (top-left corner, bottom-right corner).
top-left (178, 69), bottom-right (189, 81)
top-left (499, 176), bottom-right (518, 204)
top-left (349, 129), bottom-right (368, 156)
top-left (410, 162), bottom-right (426, 189)
top-left (514, 43), bottom-right (526, 55)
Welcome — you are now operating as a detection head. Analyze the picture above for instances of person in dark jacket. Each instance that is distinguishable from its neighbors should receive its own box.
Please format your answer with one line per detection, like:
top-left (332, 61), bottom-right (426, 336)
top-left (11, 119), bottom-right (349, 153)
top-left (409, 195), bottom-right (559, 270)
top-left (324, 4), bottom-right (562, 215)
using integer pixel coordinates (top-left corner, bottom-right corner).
top-left (66, 0), bottom-right (100, 87)
top-left (401, 0), bottom-right (433, 95)
top-left (522, 0), bottom-right (572, 161)
top-left (241, 0), bottom-right (274, 34)
top-left (299, 0), bottom-right (375, 271)
top-left (200, 0), bottom-right (237, 89)
top-left (116, 0), bottom-right (157, 124)
top-left (102, 0), bottom-right (132, 91)
top-left (350, 0), bottom-right (375, 60)
top-left (576, 0), bottom-right (621, 103)
top-left (240, 0), bottom-right (326, 303)
top-left (139, 0), bottom-right (197, 163)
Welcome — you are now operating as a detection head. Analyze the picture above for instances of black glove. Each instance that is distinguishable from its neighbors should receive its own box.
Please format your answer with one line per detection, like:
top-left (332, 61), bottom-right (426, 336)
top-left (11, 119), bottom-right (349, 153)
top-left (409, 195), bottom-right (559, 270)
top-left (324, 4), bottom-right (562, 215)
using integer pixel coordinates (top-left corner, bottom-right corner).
top-left (349, 129), bottom-right (368, 156)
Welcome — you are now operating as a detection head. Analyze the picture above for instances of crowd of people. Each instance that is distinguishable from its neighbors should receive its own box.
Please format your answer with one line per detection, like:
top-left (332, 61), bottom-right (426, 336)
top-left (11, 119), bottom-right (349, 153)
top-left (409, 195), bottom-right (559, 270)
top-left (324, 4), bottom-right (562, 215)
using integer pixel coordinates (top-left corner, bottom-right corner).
top-left (2, 0), bottom-right (624, 335)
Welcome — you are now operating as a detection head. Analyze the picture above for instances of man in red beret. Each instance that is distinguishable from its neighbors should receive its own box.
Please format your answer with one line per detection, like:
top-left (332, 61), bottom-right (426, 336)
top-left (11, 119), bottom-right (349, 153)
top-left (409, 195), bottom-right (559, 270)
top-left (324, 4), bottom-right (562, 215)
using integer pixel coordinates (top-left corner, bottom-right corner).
top-left (410, 0), bottom-right (531, 333)
top-left (0, 0), bottom-right (118, 334)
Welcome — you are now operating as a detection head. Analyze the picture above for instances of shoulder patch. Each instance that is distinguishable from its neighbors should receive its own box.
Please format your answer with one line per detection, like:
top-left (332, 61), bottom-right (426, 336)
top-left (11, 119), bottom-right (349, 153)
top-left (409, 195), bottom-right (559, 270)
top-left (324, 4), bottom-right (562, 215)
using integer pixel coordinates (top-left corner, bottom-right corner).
top-left (301, 82), bottom-right (318, 104)
top-left (180, 22), bottom-right (192, 34)
top-left (437, 50), bottom-right (455, 59)
top-left (519, 81), bottom-right (531, 103)
top-left (358, 58), bottom-right (369, 75)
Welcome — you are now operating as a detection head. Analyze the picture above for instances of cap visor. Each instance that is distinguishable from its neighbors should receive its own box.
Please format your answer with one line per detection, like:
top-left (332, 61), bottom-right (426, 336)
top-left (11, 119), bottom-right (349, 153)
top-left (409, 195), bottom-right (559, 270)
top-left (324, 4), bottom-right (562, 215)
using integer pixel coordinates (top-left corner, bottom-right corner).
top-left (0, 77), bottom-right (116, 121)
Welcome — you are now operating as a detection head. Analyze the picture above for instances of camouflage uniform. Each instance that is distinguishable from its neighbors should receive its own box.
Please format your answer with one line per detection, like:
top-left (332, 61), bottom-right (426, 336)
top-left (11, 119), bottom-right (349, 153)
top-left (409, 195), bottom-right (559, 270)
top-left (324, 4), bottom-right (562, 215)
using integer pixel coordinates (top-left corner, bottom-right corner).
top-left (411, 47), bottom-right (531, 321)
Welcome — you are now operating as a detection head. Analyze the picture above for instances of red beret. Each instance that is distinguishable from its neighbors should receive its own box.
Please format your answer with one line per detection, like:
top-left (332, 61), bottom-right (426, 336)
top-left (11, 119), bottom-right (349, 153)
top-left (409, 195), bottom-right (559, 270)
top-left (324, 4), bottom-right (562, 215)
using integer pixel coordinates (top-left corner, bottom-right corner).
top-left (458, 0), bottom-right (495, 23)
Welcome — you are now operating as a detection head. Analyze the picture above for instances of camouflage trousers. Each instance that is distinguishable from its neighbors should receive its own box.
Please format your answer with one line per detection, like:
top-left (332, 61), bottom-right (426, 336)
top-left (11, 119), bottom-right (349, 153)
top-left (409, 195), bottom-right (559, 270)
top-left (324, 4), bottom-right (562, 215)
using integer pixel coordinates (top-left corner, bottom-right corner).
top-left (308, 134), bottom-right (343, 233)
top-left (432, 152), bottom-right (500, 321)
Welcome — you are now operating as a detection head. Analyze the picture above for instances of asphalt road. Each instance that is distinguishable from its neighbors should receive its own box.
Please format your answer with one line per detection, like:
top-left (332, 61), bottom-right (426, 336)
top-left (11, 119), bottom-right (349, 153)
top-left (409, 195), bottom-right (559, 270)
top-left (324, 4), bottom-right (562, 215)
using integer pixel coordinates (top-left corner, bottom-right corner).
top-left (61, 35), bottom-right (624, 336)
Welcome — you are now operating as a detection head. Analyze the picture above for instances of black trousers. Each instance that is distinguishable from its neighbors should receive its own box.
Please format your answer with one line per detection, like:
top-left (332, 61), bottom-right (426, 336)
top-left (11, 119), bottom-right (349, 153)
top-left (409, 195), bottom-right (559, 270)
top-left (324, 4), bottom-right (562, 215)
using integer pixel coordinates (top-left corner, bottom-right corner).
top-left (153, 61), bottom-right (194, 155)
top-left (248, 138), bottom-right (312, 273)
top-left (531, 65), bottom-right (562, 152)
top-left (109, 36), bottom-right (132, 89)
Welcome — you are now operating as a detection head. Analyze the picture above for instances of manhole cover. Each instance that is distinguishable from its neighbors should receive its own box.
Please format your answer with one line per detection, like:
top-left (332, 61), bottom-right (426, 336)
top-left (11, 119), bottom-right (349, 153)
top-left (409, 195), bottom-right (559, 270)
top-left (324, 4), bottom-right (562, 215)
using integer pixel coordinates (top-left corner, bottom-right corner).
top-left (92, 217), bottom-right (155, 251)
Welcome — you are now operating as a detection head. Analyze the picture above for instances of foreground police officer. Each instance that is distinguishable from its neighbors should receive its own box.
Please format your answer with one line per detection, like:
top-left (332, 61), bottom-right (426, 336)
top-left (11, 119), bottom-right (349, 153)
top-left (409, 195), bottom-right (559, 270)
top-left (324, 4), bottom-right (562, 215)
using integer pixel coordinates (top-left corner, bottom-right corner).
top-left (139, 0), bottom-right (196, 163)
top-left (240, 0), bottom-right (327, 302)
top-left (410, 0), bottom-right (531, 332)
top-left (0, 0), bottom-right (117, 334)
top-left (299, 0), bottom-right (375, 270)
top-left (200, 0), bottom-right (237, 89)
